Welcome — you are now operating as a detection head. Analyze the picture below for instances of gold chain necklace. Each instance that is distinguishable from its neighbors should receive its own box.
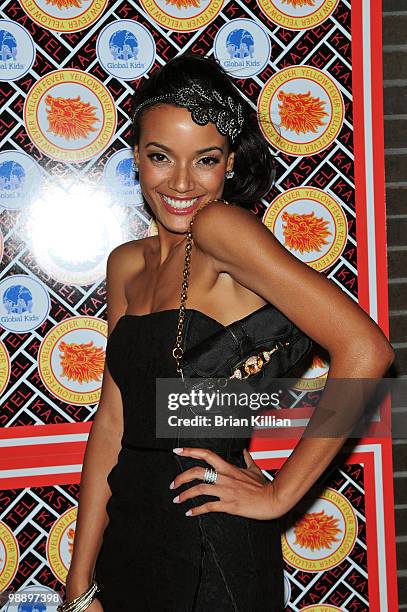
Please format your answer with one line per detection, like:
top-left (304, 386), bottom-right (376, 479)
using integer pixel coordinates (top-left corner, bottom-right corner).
top-left (172, 198), bottom-right (232, 379)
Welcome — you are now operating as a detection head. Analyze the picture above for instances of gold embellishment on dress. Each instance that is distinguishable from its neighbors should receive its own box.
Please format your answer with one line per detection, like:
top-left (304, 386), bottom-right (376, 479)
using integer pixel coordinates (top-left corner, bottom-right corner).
top-left (244, 355), bottom-right (263, 375)
top-left (229, 341), bottom-right (291, 379)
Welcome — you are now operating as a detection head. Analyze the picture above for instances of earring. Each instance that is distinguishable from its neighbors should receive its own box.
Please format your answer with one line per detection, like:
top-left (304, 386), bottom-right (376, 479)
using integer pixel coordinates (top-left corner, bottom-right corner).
top-left (225, 169), bottom-right (235, 179)
top-left (132, 161), bottom-right (139, 173)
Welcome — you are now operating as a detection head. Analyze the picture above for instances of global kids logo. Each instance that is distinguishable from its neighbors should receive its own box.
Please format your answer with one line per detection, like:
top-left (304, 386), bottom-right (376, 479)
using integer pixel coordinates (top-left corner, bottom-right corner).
top-left (19, 0), bottom-right (108, 33)
top-left (4, 585), bottom-right (63, 611)
top-left (0, 20), bottom-right (35, 81)
top-left (257, 66), bottom-right (344, 156)
top-left (139, 0), bottom-right (223, 32)
top-left (0, 340), bottom-right (10, 396)
top-left (281, 488), bottom-right (357, 572)
top-left (0, 151), bottom-right (42, 211)
top-left (256, 0), bottom-right (339, 31)
top-left (38, 316), bottom-right (107, 405)
top-left (104, 148), bottom-right (144, 206)
top-left (0, 274), bottom-right (50, 333)
top-left (0, 520), bottom-right (19, 592)
top-left (47, 507), bottom-right (77, 583)
top-left (263, 187), bottom-right (347, 272)
top-left (96, 20), bottom-right (156, 81)
top-left (213, 19), bottom-right (271, 79)
top-left (24, 69), bottom-right (117, 163)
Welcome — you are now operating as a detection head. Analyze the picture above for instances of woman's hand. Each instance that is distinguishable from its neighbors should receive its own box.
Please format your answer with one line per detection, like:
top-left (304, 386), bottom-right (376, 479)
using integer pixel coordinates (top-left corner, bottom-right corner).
top-left (170, 447), bottom-right (291, 520)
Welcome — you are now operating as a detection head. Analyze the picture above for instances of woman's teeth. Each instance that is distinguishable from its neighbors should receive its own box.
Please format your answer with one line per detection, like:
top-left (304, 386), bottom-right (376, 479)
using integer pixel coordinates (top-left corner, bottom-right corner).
top-left (162, 195), bottom-right (198, 209)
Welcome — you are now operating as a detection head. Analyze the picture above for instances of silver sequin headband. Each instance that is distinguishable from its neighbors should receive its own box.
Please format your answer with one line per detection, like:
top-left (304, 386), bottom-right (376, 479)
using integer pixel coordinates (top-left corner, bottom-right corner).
top-left (132, 82), bottom-right (245, 143)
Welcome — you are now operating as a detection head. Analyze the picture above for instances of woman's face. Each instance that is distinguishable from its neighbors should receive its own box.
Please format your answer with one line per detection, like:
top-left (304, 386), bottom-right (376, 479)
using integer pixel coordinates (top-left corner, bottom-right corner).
top-left (133, 103), bottom-right (235, 234)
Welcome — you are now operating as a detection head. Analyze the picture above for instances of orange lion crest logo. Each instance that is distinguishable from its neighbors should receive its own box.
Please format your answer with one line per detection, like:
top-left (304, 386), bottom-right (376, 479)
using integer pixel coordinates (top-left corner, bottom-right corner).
top-left (282, 210), bottom-right (331, 253)
top-left (67, 526), bottom-right (76, 555)
top-left (59, 340), bottom-right (105, 384)
top-left (293, 510), bottom-right (342, 551)
top-left (278, 89), bottom-right (328, 134)
top-left (281, 0), bottom-right (316, 7)
top-left (165, 0), bottom-right (201, 7)
top-left (45, 0), bottom-right (85, 8)
top-left (45, 94), bottom-right (100, 140)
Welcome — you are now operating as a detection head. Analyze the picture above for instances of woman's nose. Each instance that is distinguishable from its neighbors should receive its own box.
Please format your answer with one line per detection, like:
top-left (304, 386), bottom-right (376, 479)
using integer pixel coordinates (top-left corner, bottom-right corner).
top-left (167, 163), bottom-right (195, 193)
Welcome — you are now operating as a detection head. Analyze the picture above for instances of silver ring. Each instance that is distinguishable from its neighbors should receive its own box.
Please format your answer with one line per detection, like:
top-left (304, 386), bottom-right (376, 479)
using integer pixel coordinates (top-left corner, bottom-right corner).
top-left (203, 467), bottom-right (218, 484)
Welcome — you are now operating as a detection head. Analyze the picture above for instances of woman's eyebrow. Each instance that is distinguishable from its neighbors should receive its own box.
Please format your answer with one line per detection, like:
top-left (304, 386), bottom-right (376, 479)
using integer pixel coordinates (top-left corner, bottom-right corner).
top-left (145, 141), bottom-right (224, 154)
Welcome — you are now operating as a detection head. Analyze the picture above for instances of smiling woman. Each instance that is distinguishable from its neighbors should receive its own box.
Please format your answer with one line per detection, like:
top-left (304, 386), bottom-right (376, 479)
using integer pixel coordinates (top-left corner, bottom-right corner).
top-left (61, 53), bottom-right (395, 612)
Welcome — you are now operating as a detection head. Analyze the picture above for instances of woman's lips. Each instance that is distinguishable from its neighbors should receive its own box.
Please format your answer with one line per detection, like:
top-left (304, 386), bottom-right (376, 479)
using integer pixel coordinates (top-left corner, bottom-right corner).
top-left (158, 193), bottom-right (202, 216)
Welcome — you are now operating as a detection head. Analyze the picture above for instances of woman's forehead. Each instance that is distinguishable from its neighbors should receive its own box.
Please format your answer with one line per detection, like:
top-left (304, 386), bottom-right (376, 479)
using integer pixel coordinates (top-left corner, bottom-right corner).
top-left (138, 104), bottom-right (227, 146)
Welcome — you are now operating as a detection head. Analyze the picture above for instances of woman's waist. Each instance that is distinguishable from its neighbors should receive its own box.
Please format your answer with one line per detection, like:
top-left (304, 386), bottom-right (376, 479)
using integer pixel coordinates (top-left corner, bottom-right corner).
top-left (121, 437), bottom-right (248, 459)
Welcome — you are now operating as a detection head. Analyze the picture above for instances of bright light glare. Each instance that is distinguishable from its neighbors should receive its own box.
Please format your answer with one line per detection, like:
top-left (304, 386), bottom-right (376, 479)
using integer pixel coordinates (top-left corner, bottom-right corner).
top-left (27, 179), bottom-right (126, 285)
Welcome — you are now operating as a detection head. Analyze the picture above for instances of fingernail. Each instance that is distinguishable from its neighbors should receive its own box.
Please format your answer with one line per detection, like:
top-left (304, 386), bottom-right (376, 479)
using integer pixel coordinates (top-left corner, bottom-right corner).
top-left (173, 495), bottom-right (180, 503)
top-left (169, 481), bottom-right (174, 490)
top-left (185, 510), bottom-right (192, 516)
top-left (173, 448), bottom-right (183, 454)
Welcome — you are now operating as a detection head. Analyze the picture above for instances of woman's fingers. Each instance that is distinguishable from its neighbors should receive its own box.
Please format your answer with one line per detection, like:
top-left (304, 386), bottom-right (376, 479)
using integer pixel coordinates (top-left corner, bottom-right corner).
top-left (170, 465), bottom-right (226, 489)
top-left (172, 447), bottom-right (235, 475)
top-left (170, 447), bottom-right (266, 490)
top-left (173, 482), bottom-right (226, 504)
top-left (243, 448), bottom-right (255, 468)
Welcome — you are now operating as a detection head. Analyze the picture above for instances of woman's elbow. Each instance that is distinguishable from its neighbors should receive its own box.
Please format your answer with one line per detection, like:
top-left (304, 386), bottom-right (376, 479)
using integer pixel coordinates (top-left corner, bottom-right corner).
top-left (361, 337), bottom-right (395, 373)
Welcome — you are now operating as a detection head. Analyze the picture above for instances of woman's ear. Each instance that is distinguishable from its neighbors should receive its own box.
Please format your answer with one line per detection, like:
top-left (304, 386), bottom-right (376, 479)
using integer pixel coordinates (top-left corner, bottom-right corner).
top-left (226, 150), bottom-right (235, 172)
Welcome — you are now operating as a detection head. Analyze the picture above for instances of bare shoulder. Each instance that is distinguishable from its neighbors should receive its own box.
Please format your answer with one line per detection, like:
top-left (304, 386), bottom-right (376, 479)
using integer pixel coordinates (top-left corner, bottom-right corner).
top-left (193, 200), bottom-right (259, 229)
top-left (192, 200), bottom-right (272, 272)
top-left (106, 237), bottom-right (156, 328)
top-left (107, 236), bottom-right (156, 272)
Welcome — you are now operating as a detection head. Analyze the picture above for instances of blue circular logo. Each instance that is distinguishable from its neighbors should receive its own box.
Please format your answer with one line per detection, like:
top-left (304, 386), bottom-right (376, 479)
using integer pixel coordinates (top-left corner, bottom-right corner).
top-left (0, 275), bottom-right (50, 333)
top-left (0, 151), bottom-right (43, 211)
top-left (96, 20), bottom-right (155, 81)
top-left (0, 20), bottom-right (35, 81)
top-left (104, 148), bottom-right (143, 206)
top-left (214, 19), bottom-right (271, 78)
top-left (3, 284), bottom-right (33, 314)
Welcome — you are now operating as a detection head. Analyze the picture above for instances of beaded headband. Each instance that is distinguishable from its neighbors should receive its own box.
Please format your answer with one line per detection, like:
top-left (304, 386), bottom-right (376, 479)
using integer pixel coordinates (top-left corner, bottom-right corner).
top-left (131, 82), bottom-right (245, 143)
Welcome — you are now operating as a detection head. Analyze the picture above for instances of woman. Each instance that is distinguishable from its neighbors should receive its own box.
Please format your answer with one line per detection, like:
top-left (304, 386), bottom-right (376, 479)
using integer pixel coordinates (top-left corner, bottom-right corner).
top-left (63, 54), bottom-right (394, 611)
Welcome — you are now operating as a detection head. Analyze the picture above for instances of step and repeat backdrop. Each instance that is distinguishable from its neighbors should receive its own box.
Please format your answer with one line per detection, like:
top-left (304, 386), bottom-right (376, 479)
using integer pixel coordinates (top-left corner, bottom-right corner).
top-left (0, 0), bottom-right (397, 610)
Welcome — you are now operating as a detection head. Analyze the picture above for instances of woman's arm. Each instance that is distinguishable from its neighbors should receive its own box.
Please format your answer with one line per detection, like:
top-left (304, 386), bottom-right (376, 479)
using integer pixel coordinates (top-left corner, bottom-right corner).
top-left (183, 201), bottom-right (395, 517)
top-left (65, 367), bottom-right (123, 598)
top-left (65, 243), bottom-right (138, 599)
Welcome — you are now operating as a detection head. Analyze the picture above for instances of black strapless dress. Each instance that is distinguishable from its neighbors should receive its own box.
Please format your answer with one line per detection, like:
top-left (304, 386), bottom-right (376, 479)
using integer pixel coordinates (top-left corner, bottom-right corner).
top-left (94, 309), bottom-right (284, 612)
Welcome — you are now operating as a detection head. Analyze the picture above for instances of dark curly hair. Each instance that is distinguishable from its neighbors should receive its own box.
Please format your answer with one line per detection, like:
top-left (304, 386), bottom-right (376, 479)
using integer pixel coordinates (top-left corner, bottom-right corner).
top-left (129, 53), bottom-right (277, 207)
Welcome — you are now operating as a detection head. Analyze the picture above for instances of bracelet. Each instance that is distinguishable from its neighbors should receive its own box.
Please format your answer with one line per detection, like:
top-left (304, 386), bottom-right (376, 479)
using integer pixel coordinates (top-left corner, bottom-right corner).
top-left (57, 580), bottom-right (99, 612)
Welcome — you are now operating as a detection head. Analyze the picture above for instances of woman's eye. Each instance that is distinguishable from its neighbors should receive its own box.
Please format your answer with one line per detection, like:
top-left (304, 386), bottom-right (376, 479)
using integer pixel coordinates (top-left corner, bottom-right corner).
top-left (198, 156), bottom-right (220, 166)
top-left (146, 154), bottom-right (220, 166)
top-left (148, 153), bottom-right (168, 163)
